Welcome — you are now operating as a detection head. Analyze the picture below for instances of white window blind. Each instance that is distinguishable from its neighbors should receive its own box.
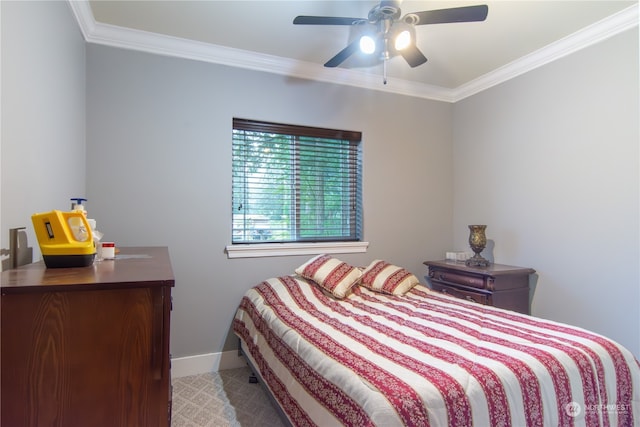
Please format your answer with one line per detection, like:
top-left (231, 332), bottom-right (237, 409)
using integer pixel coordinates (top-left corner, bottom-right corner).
top-left (232, 118), bottom-right (363, 244)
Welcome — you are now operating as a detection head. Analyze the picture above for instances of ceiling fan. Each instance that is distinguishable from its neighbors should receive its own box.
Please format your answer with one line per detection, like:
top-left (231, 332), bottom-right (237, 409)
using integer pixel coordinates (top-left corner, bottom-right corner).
top-left (293, 1), bottom-right (488, 83)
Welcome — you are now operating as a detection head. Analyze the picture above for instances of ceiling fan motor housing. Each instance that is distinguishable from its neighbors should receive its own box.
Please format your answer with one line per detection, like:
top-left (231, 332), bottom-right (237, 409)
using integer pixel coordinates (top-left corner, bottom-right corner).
top-left (368, 4), bottom-right (401, 22)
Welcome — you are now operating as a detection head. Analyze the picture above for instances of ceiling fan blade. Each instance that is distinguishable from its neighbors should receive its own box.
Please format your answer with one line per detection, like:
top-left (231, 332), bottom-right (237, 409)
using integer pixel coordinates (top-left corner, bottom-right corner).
top-left (410, 5), bottom-right (488, 25)
top-left (293, 16), bottom-right (363, 25)
top-left (324, 40), bottom-right (360, 68)
top-left (400, 45), bottom-right (428, 68)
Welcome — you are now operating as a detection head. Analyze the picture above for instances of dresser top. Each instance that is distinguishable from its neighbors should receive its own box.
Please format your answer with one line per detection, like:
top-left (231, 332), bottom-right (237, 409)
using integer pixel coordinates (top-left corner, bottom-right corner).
top-left (424, 260), bottom-right (535, 276)
top-left (1, 247), bottom-right (174, 294)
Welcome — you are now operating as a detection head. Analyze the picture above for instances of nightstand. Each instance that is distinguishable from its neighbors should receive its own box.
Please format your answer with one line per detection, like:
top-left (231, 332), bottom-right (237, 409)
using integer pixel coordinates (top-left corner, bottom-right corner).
top-left (424, 260), bottom-right (535, 315)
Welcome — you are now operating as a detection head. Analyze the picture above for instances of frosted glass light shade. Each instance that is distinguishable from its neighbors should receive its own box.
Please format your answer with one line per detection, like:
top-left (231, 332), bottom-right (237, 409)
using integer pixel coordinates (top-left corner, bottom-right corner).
top-left (359, 35), bottom-right (376, 54)
top-left (394, 30), bottom-right (411, 50)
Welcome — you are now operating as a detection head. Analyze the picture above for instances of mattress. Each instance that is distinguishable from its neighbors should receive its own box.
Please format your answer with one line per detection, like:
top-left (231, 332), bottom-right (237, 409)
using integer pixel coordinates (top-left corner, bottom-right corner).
top-left (233, 275), bottom-right (639, 427)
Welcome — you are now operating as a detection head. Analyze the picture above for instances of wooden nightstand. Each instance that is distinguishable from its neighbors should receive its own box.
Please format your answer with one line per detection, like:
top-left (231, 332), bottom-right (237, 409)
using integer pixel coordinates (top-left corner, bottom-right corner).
top-left (424, 260), bottom-right (535, 315)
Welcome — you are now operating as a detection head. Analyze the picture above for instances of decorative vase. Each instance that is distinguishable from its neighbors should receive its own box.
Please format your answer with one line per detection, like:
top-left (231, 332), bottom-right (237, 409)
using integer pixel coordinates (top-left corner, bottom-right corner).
top-left (465, 225), bottom-right (490, 267)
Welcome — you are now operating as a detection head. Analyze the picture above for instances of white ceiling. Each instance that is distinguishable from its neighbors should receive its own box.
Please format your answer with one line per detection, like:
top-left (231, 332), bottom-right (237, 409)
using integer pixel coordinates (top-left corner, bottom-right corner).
top-left (79, 1), bottom-right (638, 101)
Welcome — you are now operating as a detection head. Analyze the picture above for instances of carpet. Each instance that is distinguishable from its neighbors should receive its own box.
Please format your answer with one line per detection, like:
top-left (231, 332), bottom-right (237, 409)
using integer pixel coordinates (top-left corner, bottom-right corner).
top-left (171, 366), bottom-right (286, 427)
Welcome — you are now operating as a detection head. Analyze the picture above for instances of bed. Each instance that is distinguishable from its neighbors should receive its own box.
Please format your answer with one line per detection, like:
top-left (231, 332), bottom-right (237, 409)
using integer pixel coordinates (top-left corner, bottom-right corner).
top-left (233, 255), bottom-right (639, 427)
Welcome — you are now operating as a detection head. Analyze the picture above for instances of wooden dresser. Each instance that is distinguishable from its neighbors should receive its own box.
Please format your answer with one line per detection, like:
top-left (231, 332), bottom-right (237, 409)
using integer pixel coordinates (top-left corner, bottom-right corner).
top-left (1, 246), bottom-right (174, 427)
top-left (424, 260), bottom-right (535, 315)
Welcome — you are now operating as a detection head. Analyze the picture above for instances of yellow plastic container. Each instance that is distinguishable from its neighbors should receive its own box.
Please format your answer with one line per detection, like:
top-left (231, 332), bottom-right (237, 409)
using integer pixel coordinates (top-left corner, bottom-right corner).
top-left (31, 210), bottom-right (96, 268)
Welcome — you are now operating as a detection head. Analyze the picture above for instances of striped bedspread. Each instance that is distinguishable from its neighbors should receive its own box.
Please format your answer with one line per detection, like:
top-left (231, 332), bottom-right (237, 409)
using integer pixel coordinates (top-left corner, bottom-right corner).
top-left (233, 276), bottom-right (639, 427)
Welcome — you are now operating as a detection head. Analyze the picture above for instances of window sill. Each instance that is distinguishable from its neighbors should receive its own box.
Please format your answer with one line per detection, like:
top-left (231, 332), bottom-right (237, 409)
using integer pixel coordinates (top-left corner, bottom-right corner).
top-left (225, 241), bottom-right (369, 259)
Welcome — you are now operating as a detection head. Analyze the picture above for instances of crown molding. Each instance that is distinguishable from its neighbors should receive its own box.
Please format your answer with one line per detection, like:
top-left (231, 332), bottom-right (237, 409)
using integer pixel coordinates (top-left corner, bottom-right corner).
top-left (452, 3), bottom-right (639, 102)
top-left (68, 1), bottom-right (637, 103)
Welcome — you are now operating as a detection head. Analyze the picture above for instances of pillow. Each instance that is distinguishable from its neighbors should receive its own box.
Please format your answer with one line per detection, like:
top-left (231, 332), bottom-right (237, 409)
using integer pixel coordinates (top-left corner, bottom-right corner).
top-left (360, 260), bottom-right (419, 296)
top-left (295, 254), bottom-right (362, 299)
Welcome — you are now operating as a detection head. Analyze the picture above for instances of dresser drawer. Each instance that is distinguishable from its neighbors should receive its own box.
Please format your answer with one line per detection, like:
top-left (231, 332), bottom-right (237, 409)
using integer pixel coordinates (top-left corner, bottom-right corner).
top-left (429, 268), bottom-right (487, 289)
top-left (431, 283), bottom-right (489, 305)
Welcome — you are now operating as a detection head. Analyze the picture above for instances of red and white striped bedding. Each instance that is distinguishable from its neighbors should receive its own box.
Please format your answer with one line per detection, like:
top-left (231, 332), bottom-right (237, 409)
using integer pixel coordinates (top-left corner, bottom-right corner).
top-left (233, 276), bottom-right (640, 427)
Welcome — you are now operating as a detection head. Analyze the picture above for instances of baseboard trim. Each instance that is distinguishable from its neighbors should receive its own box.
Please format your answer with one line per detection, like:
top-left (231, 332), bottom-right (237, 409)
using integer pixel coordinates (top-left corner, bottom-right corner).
top-left (171, 350), bottom-right (248, 378)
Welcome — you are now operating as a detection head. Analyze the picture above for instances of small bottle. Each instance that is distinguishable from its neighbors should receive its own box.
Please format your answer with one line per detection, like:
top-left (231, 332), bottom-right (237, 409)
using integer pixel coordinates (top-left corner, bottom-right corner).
top-left (70, 198), bottom-right (88, 214)
top-left (69, 198), bottom-right (89, 241)
top-left (101, 242), bottom-right (115, 260)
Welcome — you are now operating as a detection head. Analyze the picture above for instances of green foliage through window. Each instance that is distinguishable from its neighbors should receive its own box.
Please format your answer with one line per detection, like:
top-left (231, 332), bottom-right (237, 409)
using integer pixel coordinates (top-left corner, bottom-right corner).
top-left (232, 118), bottom-right (362, 244)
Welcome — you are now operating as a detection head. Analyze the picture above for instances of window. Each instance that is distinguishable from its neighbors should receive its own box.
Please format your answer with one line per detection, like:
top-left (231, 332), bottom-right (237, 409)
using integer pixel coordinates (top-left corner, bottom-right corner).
top-left (232, 118), bottom-right (362, 245)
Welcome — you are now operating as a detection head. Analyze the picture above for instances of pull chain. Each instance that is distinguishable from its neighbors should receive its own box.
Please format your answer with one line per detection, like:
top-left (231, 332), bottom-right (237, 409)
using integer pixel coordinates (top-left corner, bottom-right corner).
top-left (383, 59), bottom-right (388, 85)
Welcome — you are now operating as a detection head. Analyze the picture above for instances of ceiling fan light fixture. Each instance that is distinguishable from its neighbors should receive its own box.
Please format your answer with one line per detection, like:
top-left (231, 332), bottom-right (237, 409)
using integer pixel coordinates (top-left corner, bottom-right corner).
top-left (359, 35), bottom-right (376, 54)
top-left (394, 30), bottom-right (411, 51)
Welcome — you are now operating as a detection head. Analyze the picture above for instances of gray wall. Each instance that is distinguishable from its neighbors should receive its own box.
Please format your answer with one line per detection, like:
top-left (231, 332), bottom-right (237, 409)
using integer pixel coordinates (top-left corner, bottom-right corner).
top-left (85, 45), bottom-right (453, 356)
top-left (1, 1), bottom-right (86, 264)
top-left (453, 28), bottom-right (639, 357)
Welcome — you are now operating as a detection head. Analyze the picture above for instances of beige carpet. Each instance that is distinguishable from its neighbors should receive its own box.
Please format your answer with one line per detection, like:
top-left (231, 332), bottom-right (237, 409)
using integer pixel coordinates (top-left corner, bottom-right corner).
top-left (171, 366), bottom-right (286, 427)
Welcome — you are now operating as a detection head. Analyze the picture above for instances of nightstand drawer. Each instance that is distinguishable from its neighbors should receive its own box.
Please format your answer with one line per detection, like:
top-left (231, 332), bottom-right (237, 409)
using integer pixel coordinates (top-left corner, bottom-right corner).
top-left (430, 269), bottom-right (486, 289)
top-left (431, 283), bottom-right (489, 305)
top-left (424, 260), bottom-right (535, 315)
